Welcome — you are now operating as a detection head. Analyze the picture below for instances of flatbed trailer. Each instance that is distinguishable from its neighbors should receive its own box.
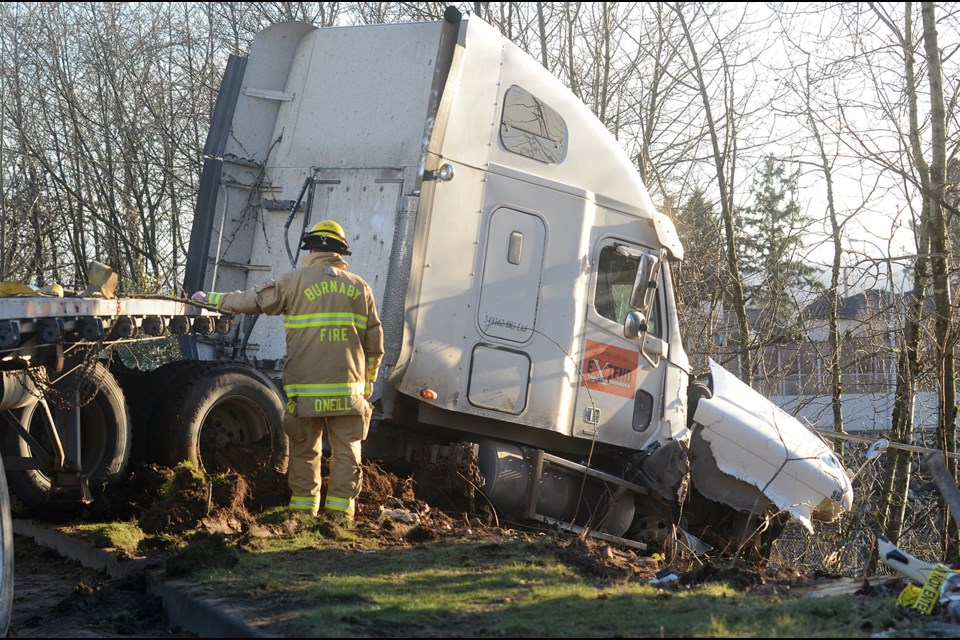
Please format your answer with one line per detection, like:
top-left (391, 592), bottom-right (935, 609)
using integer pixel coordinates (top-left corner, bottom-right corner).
top-left (0, 289), bottom-right (289, 636)
top-left (0, 290), bottom-right (235, 497)
top-left (0, 294), bottom-right (228, 354)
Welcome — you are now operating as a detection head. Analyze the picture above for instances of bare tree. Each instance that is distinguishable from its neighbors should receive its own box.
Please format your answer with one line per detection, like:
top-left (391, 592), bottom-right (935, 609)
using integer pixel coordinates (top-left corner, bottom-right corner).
top-left (919, 0), bottom-right (958, 559)
top-left (668, 2), bottom-right (754, 382)
top-left (802, 56), bottom-right (848, 462)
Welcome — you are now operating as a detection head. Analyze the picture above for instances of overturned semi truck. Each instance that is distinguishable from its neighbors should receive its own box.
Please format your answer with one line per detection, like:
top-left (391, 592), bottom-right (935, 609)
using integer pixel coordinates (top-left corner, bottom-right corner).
top-left (180, 6), bottom-right (852, 552)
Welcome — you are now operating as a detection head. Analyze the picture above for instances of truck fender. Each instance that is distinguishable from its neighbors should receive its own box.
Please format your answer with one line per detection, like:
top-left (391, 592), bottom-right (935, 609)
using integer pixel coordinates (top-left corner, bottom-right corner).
top-left (690, 359), bottom-right (853, 531)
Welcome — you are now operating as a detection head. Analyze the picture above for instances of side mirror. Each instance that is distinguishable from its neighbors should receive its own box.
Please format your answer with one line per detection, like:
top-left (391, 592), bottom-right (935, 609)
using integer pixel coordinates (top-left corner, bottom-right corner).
top-left (623, 311), bottom-right (647, 340)
top-left (616, 247), bottom-right (665, 368)
top-left (626, 251), bottom-right (662, 313)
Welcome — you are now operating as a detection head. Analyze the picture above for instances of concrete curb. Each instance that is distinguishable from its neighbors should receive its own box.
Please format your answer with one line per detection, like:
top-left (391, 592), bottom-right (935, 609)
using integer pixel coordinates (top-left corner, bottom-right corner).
top-left (12, 519), bottom-right (267, 638)
top-left (12, 519), bottom-right (148, 579)
top-left (145, 573), bottom-right (269, 638)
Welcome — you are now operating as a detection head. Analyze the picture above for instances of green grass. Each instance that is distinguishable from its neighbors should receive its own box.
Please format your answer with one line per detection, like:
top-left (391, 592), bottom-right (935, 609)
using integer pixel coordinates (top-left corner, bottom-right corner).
top-left (56, 511), bottom-right (912, 636)
top-left (69, 521), bottom-right (145, 556)
top-left (180, 537), bottom-right (906, 637)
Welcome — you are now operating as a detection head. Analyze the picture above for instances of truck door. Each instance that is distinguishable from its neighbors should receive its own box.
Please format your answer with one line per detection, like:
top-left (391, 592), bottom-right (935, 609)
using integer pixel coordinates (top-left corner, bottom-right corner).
top-left (470, 207), bottom-right (546, 414)
top-left (575, 239), bottom-right (669, 450)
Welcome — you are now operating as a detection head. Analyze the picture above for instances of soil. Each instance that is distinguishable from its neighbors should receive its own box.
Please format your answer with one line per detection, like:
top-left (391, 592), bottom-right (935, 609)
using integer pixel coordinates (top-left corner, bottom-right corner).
top-left (127, 456), bottom-right (662, 581)
top-left (9, 450), bottom-right (678, 636)
top-left (9, 536), bottom-right (184, 638)
top-left (3, 449), bottom-right (928, 637)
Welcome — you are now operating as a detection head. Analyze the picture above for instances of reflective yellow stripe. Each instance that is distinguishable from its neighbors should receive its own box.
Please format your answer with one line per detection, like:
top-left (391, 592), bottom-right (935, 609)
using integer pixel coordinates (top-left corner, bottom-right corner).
top-left (282, 312), bottom-right (368, 329)
top-left (289, 495), bottom-right (319, 511)
top-left (284, 382), bottom-right (365, 397)
top-left (324, 495), bottom-right (355, 515)
top-left (208, 292), bottom-right (224, 307)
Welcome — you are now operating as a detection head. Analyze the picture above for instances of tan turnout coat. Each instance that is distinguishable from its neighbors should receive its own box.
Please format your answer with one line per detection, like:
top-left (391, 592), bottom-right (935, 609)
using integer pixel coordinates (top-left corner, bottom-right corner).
top-left (208, 252), bottom-right (383, 417)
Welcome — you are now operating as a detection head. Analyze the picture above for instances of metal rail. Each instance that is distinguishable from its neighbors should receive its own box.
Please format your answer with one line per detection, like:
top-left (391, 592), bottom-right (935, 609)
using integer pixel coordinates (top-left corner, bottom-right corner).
top-left (816, 428), bottom-right (960, 462)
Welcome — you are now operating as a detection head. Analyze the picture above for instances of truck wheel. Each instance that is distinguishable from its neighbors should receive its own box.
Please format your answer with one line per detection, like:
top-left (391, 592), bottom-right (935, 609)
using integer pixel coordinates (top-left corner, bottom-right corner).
top-left (155, 363), bottom-right (286, 474)
top-left (3, 362), bottom-right (131, 520)
top-left (0, 454), bottom-right (14, 638)
top-left (115, 360), bottom-right (217, 464)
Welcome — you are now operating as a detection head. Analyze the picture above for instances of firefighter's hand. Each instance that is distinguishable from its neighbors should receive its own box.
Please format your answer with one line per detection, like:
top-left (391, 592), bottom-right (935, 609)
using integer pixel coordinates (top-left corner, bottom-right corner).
top-left (191, 291), bottom-right (207, 303)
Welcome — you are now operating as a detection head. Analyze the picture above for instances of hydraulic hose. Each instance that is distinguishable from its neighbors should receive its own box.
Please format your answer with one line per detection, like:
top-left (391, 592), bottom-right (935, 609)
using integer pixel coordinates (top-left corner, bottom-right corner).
top-left (284, 176), bottom-right (313, 269)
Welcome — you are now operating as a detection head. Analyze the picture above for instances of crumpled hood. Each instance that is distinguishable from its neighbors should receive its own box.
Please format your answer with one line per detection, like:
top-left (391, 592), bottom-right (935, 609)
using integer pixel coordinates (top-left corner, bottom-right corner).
top-left (691, 359), bottom-right (853, 532)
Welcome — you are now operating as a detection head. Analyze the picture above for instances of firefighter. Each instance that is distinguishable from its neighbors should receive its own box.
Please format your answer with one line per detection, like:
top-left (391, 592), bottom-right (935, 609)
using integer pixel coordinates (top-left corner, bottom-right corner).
top-left (192, 219), bottom-right (384, 525)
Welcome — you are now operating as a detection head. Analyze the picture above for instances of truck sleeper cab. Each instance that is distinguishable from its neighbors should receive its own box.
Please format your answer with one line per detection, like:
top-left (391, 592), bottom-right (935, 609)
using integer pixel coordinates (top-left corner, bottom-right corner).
top-left (186, 6), bottom-right (852, 553)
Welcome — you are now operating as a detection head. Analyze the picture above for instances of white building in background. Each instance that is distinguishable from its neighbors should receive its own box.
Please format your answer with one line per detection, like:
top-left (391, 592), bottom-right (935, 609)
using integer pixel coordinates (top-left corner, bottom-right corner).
top-left (697, 289), bottom-right (938, 438)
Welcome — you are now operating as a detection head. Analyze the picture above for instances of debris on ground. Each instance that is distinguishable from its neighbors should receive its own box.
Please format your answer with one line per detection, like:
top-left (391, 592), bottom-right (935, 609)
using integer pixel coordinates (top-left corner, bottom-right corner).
top-left (877, 532), bottom-right (960, 628)
top-left (12, 447), bottom-right (955, 639)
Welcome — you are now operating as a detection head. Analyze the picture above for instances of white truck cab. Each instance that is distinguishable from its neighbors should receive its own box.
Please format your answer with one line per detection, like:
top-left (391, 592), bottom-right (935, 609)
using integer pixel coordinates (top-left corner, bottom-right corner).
top-left (183, 6), bottom-right (851, 553)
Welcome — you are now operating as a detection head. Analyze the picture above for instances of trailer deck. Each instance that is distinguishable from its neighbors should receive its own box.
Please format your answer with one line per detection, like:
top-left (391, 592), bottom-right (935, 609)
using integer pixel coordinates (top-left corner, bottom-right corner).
top-left (0, 294), bottom-right (228, 361)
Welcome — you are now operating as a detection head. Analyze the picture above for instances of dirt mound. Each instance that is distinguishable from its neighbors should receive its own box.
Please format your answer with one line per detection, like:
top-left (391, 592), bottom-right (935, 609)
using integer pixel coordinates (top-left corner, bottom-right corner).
top-left (362, 460), bottom-right (417, 504)
top-left (137, 464), bottom-right (268, 536)
top-left (43, 453), bottom-right (813, 595)
top-left (677, 560), bottom-right (805, 590)
top-left (553, 534), bottom-right (660, 582)
top-left (114, 457), bottom-right (462, 546)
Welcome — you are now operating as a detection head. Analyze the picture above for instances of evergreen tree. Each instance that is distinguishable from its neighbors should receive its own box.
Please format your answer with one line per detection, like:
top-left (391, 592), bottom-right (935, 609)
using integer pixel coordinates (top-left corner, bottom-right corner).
top-left (737, 156), bottom-right (822, 336)
top-left (675, 188), bottom-right (724, 301)
top-left (673, 188), bottom-right (729, 366)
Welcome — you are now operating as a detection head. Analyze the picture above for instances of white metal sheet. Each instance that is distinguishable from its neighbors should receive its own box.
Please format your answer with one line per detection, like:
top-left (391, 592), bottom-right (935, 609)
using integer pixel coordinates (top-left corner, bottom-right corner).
top-left (468, 345), bottom-right (530, 413)
top-left (692, 359), bottom-right (853, 531)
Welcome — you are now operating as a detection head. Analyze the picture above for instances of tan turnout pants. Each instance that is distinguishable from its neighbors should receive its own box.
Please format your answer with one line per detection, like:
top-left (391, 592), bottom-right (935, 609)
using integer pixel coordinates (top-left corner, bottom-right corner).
top-left (283, 403), bottom-right (371, 517)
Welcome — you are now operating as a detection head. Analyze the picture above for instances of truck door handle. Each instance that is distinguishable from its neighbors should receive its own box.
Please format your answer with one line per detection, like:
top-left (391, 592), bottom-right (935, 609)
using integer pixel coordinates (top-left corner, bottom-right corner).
top-left (584, 406), bottom-right (600, 425)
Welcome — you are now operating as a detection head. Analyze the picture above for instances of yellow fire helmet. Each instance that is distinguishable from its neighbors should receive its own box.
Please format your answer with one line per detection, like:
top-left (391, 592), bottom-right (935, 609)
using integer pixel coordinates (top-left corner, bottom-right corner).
top-left (300, 219), bottom-right (351, 255)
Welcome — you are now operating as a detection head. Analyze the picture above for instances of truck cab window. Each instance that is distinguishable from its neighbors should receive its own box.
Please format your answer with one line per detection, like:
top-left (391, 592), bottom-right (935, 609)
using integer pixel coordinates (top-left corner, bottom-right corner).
top-left (500, 85), bottom-right (568, 164)
top-left (594, 245), bottom-right (661, 337)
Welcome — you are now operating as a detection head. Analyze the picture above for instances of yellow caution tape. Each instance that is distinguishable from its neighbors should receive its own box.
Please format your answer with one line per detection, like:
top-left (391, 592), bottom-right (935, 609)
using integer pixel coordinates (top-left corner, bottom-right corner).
top-left (913, 564), bottom-right (954, 614)
top-left (898, 583), bottom-right (921, 607)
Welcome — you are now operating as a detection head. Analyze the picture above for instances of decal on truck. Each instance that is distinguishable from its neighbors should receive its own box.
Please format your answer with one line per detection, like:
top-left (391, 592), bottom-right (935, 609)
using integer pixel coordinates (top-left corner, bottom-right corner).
top-left (583, 339), bottom-right (637, 398)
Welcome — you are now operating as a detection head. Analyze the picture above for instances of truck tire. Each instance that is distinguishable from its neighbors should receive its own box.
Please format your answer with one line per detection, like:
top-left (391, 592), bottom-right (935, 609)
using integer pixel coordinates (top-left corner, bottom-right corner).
top-left (4, 362), bottom-right (131, 520)
top-left (153, 362), bottom-right (286, 474)
top-left (0, 454), bottom-right (13, 638)
top-left (115, 359), bottom-right (215, 464)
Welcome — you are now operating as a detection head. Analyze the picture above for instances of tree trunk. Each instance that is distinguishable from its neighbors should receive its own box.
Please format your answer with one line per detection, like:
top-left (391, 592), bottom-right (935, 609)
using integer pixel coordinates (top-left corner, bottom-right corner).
top-left (876, 2), bottom-right (928, 550)
top-left (670, 3), bottom-right (753, 383)
top-left (920, 0), bottom-right (958, 561)
top-left (803, 59), bottom-right (845, 465)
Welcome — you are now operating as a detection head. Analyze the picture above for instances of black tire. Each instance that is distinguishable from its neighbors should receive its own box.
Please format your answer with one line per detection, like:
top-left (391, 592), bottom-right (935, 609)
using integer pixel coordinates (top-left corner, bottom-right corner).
top-left (0, 455), bottom-right (14, 638)
top-left (110, 361), bottom-right (147, 462)
top-left (116, 359), bottom-right (217, 464)
top-left (153, 362), bottom-right (287, 474)
top-left (4, 362), bottom-right (131, 520)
